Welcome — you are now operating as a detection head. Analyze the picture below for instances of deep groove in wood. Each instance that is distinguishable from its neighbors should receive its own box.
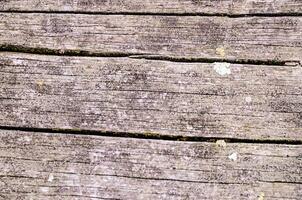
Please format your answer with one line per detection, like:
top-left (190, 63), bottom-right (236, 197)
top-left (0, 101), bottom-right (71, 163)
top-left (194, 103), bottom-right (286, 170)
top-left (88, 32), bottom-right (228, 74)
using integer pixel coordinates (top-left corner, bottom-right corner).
top-left (0, 126), bottom-right (301, 145)
top-left (0, 10), bottom-right (301, 17)
top-left (0, 44), bottom-right (141, 58)
top-left (0, 44), bottom-right (294, 66)
top-left (130, 55), bottom-right (294, 66)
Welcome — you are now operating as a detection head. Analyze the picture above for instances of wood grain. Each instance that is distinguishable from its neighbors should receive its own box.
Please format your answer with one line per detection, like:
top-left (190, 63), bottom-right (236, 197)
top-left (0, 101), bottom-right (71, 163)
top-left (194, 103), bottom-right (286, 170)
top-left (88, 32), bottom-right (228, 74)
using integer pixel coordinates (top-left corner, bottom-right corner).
top-left (0, 13), bottom-right (301, 62)
top-left (0, 129), bottom-right (301, 199)
top-left (0, 0), bottom-right (301, 15)
top-left (1, 52), bottom-right (302, 140)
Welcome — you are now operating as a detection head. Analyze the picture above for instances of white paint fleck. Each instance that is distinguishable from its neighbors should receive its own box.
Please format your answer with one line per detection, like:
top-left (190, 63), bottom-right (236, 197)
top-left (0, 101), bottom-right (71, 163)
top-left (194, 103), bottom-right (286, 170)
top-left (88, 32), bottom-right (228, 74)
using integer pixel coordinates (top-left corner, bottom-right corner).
top-left (228, 152), bottom-right (238, 161)
top-left (213, 62), bottom-right (231, 76)
top-left (245, 96), bottom-right (252, 103)
top-left (48, 174), bottom-right (54, 182)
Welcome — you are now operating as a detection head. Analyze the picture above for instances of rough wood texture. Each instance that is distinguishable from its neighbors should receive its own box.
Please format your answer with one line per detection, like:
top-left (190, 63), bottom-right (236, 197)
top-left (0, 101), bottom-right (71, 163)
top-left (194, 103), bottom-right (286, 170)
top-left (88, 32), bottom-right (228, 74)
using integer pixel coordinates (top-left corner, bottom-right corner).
top-left (1, 52), bottom-right (302, 140)
top-left (0, 13), bottom-right (301, 62)
top-left (0, 129), bottom-right (301, 199)
top-left (0, 0), bottom-right (301, 15)
top-left (0, 1), bottom-right (301, 199)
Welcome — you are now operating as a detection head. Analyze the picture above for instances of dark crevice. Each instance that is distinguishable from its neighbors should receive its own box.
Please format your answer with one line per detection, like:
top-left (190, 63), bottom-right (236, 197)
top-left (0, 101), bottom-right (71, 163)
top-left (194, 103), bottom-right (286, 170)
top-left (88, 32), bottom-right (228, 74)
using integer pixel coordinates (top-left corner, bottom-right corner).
top-left (35, 194), bottom-right (115, 200)
top-left (0, 44), bottom-right (143, 58)
top-left (259, 180), bottom-right (302, 185)
top-left (130, 55), bottom-right (292, 66)
top-left (38, 171), bottom-right (245, 185)
top-left (0, 10), bottom-right (302, 17)
top-left (0, 126), bottom-right (301, 145)
top-left (0, 175), bottom-right (40, 179)
top-left (0, 44), bottom-right (296, 66)
top-left (88, 174), bottom-right (246, 185)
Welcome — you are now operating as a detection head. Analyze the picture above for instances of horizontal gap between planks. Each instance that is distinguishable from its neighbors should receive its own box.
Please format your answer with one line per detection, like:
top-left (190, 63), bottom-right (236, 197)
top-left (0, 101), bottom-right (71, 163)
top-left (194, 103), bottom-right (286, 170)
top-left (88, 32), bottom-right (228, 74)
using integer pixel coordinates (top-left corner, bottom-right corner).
top-left (0, 44), bottom-right (298, 66)
top-left (0, 10), bottom-right (302, 17)
top-left (0, 126), bottom-right (301, 145)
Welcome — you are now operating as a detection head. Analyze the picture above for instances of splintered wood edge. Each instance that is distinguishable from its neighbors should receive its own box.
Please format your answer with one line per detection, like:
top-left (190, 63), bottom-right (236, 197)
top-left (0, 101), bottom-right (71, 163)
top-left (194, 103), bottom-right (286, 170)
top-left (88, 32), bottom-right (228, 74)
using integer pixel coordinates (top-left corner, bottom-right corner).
top-left (1, 52), bottom-right (302, 140)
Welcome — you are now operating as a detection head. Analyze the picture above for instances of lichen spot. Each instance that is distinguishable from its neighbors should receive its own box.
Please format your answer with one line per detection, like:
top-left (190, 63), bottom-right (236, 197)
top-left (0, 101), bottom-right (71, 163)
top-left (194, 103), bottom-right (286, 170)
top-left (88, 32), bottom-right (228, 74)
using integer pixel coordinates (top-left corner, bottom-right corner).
top-left (84, 65), bottom-right (94, 74)
top-left (36, 80), bottom-right (44, 89)
top-left (245, 96), bottom-right (252, 103)
top-left (228, 152), bottom-right (238, 161)
top-left (216, 47), bottom-right (226, 57)
top-left (258, 192), bottom-right (265, 200)
top-left (48, 174), bottom-right (54, 182)
top-left (216, 140), bottom-right (227, 148)
top-left (213, 62), bottom-right (231, 76)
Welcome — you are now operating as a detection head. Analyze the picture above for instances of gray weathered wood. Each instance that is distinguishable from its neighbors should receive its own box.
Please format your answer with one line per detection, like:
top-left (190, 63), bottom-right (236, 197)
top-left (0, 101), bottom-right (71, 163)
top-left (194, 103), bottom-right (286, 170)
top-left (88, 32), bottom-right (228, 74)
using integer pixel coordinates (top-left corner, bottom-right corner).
top-left (0, 129), bottom-right (301, 199)
top-left (0, 13), bottom-right (301, 62)
top-left (0, 0), bottom-right (301, 15)
top-left (1, 52), bottom-right (302, 140)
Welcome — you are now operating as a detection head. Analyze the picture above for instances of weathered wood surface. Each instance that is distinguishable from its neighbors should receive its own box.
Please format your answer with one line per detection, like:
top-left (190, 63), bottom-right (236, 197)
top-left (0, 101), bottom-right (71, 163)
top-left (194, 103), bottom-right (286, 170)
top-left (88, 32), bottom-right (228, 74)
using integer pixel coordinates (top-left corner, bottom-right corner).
top-left (0, 0), bottom-right (301, 15)
top-left (1, 52), bottom-right (302, 140)
top-left (0, 14), bottom-right (301, 62)
top-left (0, 1), bottom-right (302, 199)
top-left (0, 129), bottom-right (301, 199)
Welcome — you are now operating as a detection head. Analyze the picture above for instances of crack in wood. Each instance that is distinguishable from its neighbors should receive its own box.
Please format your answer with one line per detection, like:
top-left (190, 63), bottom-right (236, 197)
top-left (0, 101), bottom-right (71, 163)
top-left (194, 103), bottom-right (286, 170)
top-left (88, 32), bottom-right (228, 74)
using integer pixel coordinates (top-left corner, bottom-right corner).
top-left (0, 126), bottom-right (301, 145)
top-left (0, 10), bottom-right (301, 18)
top-left (0, 44), bottom-right (297, 66)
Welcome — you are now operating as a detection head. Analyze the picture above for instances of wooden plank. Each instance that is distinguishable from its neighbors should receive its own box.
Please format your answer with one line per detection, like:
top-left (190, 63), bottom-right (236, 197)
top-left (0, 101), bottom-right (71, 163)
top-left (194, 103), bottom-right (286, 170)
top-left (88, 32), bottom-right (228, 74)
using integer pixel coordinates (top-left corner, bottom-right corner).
top-left (0, 129), bottom-right (301, 199)
top-left (1, 52), bottom-right (302, 140)
top-left (0, 13), bottom-right (301, 62)
top-left (0, 0), bottom-right (301, 15)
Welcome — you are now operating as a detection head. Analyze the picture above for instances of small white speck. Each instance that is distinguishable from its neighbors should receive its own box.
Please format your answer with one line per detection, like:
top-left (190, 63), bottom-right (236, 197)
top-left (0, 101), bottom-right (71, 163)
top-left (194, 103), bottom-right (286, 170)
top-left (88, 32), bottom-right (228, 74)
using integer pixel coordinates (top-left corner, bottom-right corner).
top-left (213, 62), bottom-right (231, 76)
top-left (48, 174), bottom-right (54, 182)
top-left (245, 96), bottom-right (252, 103)
top-left (228, 152), bottom-right (238, 161)
top-left (24, 136), bottom-right (31, 142)
top-left (258, 192), bottom-right (265, 200)
top-left (216, 47), bottom-right (226, 57)
top-left (13, 60), bottom-right (23, 65)
top-left (40, 187), bottom-right (49, 193)
top-left (186, 124), bottom-right (193, 130)
top-left (18, 136), bottom-right (31, 142)
top-left (216, 140), bottom-right (227, 148)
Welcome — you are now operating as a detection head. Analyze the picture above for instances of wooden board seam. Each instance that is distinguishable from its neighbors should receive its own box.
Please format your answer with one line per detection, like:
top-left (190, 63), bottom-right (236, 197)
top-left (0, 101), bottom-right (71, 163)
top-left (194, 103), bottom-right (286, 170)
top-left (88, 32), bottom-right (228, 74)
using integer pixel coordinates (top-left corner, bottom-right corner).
top-left (1, 45), bottom-right (299, 67)
top-left (0, 129), bottom-right (301, 199)
top-left (0, 10), bottom-right (302, 17)
top-left (0, 126), bottom-right (301, 145)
